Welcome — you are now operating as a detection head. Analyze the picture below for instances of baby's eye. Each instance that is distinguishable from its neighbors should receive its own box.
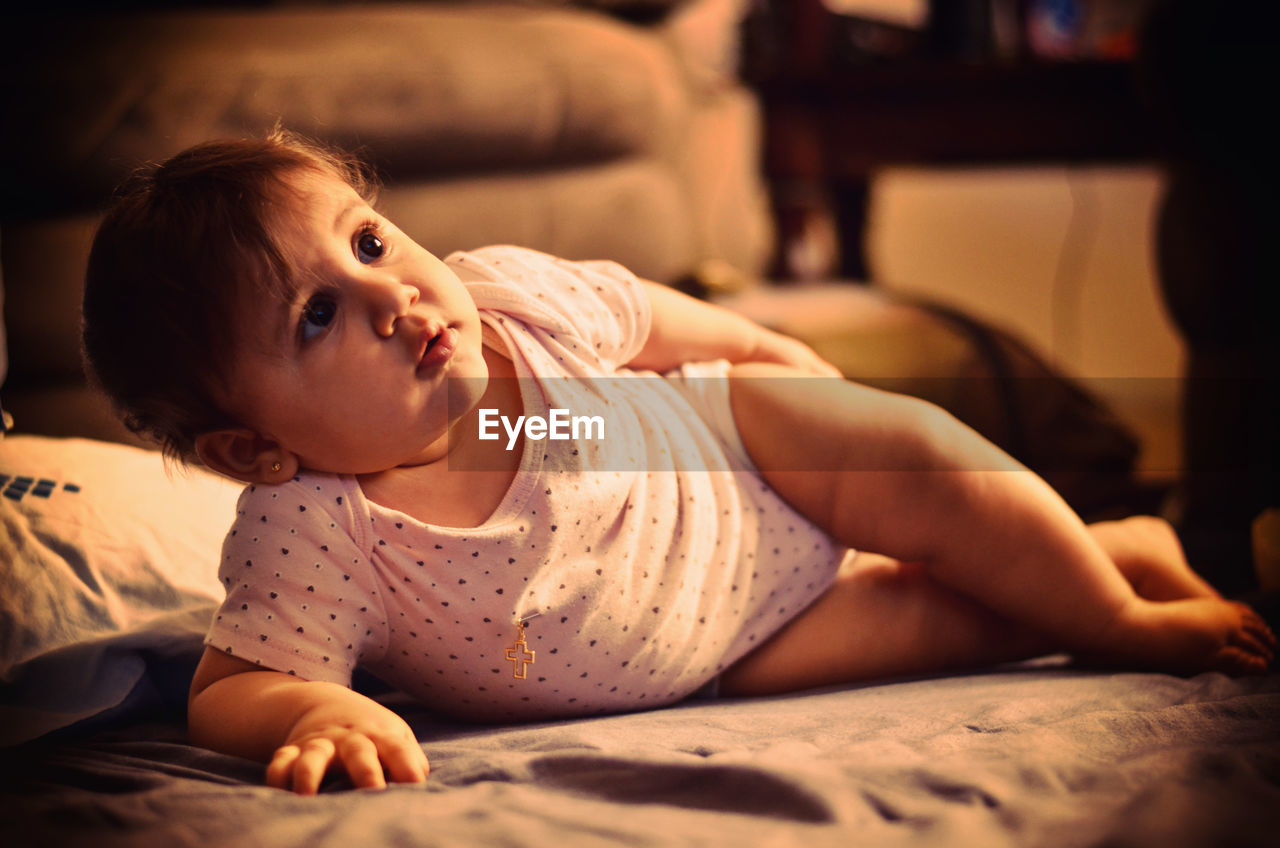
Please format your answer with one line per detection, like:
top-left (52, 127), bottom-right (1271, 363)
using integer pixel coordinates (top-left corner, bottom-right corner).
top-left (355, 229), bottom-right (385, 264)
top-left (301, 295), bottom-right (338, 342)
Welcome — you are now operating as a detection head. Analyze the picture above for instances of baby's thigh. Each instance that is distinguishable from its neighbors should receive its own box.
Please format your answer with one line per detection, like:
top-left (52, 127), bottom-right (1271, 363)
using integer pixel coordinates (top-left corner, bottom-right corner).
top-left (727, 362), bottom-right (843, 474)
top-left (726, 362), bottom-right (938, 469)
top-left (726, 362), bottom-right (947, 548)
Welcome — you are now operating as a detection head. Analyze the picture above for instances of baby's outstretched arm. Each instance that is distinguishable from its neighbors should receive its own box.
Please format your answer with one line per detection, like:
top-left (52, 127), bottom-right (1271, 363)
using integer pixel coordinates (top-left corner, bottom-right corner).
top-left (628, 282), bottom-right (841, 377)
top-left (189, 647), bottom-right (428, 795)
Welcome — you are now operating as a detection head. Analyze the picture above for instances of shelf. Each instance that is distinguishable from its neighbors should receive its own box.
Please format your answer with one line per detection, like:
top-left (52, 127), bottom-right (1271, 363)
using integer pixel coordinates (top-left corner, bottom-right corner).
top-left (758, 60), bottom-right (1156, 181)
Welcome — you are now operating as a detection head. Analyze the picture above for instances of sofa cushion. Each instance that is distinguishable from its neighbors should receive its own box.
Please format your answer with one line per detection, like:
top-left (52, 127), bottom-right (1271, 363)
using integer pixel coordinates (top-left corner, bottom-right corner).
top-left (3, 3), bottom-right (690, 214)
top-left (380, 160), bottom-right (697, 283)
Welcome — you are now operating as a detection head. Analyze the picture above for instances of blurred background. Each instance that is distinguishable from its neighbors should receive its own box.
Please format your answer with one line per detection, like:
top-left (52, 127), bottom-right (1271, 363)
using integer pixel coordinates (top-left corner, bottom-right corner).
top-left (747, 1), bottom-right (1178, 473)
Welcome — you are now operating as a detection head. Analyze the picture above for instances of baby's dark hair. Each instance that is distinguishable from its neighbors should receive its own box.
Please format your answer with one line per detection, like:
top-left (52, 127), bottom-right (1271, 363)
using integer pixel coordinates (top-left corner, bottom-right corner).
top-left (81, 129), bottom-right (376, 464)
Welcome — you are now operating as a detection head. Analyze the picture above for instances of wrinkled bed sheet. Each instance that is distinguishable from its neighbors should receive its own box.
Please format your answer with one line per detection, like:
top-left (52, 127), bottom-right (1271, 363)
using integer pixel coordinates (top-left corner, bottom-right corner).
top-left (3, 663), bottom-right (1278, 848)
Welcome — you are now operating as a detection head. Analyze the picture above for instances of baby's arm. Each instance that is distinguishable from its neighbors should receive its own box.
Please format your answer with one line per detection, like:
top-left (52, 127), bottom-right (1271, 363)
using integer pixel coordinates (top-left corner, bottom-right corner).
top-left (188, 647), bottom-right (428, 795)
top-left (628, 282), bottom-right (840, 377)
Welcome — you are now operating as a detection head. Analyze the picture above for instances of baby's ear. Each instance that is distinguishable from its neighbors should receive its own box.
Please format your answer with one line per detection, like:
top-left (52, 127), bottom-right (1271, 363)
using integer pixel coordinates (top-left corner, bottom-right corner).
top-left (194, 428), bottom-right (298, 484)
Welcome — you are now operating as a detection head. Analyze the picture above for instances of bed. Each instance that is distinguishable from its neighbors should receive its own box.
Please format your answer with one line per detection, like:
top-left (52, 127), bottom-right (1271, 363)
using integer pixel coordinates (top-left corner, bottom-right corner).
top-left (3, 435), bottom-right (1278, 847)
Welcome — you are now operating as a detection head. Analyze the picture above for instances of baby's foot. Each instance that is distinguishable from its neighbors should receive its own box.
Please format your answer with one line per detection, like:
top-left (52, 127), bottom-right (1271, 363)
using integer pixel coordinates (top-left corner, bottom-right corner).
top-left (1109, 596), bottom-right (1277, 676)
top-left (1089, 516), bottom-right (1220, 602)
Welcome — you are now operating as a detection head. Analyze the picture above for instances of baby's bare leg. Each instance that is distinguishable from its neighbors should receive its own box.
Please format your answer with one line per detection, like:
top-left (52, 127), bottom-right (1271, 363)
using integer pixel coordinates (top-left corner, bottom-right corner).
top-left (726, 363), bottom-right (1274, 681)
top-left (1088, 516), bottom-right (1219, 601)
top-left (721, 553), bottom-right (1051, 696)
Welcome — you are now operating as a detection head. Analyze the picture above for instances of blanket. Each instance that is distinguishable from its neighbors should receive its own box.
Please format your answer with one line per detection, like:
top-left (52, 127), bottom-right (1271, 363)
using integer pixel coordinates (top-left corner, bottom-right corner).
top-left (3, 663), bottom-right (1278, 847)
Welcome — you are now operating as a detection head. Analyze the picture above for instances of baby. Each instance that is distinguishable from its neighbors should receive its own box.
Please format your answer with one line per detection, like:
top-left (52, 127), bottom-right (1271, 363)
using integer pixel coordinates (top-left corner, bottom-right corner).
top-left (82, 130), bottom-right (1274, 795)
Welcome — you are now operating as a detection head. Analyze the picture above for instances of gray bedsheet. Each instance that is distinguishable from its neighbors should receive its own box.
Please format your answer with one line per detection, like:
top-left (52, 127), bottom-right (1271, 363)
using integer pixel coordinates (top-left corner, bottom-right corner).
top-left (3, 662), bottom-right (1278, 848)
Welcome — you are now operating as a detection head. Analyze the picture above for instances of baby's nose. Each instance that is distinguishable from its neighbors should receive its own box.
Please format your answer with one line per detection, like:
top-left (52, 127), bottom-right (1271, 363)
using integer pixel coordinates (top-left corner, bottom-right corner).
top-left (368, 278), bottom-right (418, 336)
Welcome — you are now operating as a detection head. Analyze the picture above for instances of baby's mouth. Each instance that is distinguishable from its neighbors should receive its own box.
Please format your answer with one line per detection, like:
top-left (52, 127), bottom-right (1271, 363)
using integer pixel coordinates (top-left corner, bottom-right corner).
top-left (417, 326), bottom-right (459, 373)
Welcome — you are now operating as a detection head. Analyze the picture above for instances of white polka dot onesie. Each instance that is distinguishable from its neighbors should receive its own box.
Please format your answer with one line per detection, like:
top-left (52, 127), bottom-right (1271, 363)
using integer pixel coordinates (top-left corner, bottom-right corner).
top-left (207, 246), bottom-right (848, 721)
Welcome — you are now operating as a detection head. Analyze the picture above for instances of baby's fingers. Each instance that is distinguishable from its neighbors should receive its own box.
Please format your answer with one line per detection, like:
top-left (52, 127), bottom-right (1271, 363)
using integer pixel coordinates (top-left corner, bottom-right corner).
top-left (265, 744), bottom-right (301, 790)
top-left (336, 733), bottom-right (387, 790)
top-left (267, 725), bottom-right (426, 794)
top-left (373, 733), bottom-right (430, 786)
top-left (268, 737), bottom-right (337, 795)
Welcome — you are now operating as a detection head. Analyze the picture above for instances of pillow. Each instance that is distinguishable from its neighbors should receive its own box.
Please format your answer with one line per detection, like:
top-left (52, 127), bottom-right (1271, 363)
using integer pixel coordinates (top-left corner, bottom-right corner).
top-left (0, 436), bottom-right (241, 743)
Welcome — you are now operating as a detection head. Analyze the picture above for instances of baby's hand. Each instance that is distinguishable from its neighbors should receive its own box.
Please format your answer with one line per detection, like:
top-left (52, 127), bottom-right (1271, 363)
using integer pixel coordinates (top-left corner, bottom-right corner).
top-left (268, 696), bottom-right (429, 795)
top-left (747, 327), bottom-right (843, 378)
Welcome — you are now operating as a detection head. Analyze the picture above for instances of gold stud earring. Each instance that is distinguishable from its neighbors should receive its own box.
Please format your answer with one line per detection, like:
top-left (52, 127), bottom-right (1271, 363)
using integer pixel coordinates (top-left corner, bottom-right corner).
top-left (271, 461), bottom-right (282, 473)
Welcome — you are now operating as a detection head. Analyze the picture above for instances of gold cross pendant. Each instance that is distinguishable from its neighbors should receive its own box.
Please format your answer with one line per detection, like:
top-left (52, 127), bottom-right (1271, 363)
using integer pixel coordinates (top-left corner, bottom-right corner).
top-left (505, 619), bottom-right (536, 680)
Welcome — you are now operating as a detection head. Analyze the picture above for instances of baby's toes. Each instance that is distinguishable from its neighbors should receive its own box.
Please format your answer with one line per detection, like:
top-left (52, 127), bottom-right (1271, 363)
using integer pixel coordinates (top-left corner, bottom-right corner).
top-left (1234, 603), bottom-right (1276, 645)
top-left (1230, 630), bottom-right (1274, 666)
top-left (1227, 611), bottom-right (1275, 665)
top-left (1249, 613), bottom-right (1277, 650)
top-left (1218, 644), bottom-right (1271, 675)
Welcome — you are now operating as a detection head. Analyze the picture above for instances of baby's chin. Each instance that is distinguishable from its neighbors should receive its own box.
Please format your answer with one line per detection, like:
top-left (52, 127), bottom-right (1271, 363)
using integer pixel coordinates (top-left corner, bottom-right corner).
top-left (447, 375), bottom-right (489, 419)
top-left (445, 350), bottom-right (493, 423)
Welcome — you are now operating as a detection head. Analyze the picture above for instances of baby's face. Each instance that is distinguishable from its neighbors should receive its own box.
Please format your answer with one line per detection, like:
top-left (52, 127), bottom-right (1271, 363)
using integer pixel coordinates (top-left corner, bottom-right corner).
top-left (221, 169), bottom-right (489, 474)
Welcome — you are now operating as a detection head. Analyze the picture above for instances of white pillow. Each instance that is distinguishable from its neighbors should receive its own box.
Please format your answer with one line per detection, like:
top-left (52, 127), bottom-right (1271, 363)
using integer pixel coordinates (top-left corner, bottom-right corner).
top-left (0, 436), bottom-right (241, 742)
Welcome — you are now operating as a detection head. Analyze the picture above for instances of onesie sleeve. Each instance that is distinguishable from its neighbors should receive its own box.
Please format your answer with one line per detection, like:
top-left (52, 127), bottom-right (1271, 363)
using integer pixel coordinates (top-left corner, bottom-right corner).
top-left (205, 476), bottom-right (387, 687)
top-left (448, 245), bottom-right (653, 372)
